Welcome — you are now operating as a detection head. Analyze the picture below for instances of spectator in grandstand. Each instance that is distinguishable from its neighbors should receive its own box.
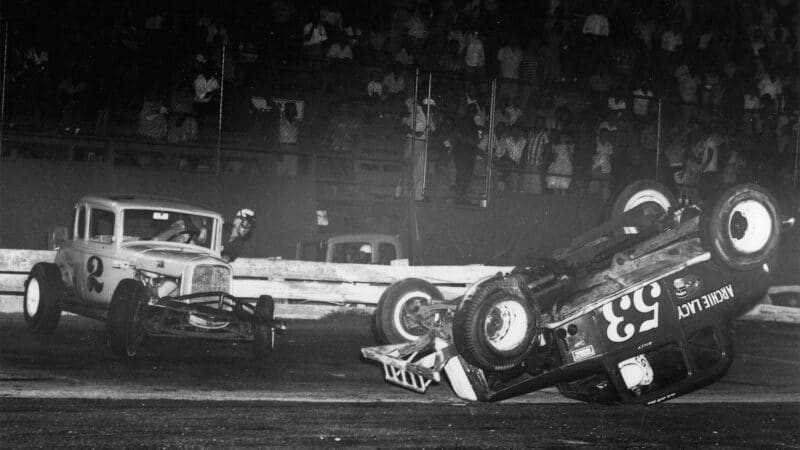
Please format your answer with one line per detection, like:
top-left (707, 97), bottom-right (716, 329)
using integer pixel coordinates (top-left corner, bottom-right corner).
top-left (302, 16), bottom-right (328, 70)
top-left (632, 78), bottom-right (654, 119)
top-left (675, 64), bottom-right (699, 122)
top-left (193, 63), bottom-right (220, 123)
top-left (743, 86), bottom-right (763, 135)
top-left (494, 124), bottom-right (527, 192)
top-left (382, 70), bottom-right (406, 97)
top-left (367, 70), bottom-right (384, 99)
top-left (57, 68), bottom-right (88, 134)
top-left (660, 21), bottom-right (684, 68)
top-left (137, 97), bottom-right (168, 140)
top-left (589, 128), bottom-right (614, 200)
top-left (444, 115), bottom-right (481, 204)
top-left (464, 29), bottom-right (486, 80)
top-left (519, 39), bottom-right (539, 109)
top-left (521, 115), bottom-right (549, 194)
top-left (546, 131), bottom-right (573, 195)
top-left (497, 38), bottom-right (522, 105)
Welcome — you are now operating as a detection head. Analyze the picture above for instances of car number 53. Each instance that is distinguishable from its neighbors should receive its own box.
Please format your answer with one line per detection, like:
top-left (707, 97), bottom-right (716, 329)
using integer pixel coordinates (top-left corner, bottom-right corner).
top-left (600, 282), bottom-right (661, 343)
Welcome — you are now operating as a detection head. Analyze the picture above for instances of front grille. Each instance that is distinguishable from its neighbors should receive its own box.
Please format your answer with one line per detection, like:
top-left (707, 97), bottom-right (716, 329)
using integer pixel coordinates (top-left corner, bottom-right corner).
top-left (191, 265), bottom-right (231, 294)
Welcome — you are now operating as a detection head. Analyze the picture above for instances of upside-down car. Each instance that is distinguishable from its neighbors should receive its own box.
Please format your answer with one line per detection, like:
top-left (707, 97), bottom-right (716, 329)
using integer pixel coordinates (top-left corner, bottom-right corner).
top-left (362, 182), bottom-right (791, 405)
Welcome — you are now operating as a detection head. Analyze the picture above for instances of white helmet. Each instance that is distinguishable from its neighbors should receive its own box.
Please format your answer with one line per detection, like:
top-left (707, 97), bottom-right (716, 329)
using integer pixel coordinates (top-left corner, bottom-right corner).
top-left (235, 208), bottom-right (256, 228)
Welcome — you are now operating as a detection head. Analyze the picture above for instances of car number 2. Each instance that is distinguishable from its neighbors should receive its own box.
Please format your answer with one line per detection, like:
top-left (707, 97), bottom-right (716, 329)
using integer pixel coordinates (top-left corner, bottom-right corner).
top-left (601, 282), bottom-right (661, 343)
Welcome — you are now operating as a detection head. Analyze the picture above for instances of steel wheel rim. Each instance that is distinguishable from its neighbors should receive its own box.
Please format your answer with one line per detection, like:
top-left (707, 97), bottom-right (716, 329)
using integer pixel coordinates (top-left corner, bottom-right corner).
top-left (25, 278), bottom-right (41, 316)
top-left (483, 300), bottom-right (528, 352)
top-left (392, 290), bottom-right (431, 341)
top-left (729, 200), bottom-right (772, 254)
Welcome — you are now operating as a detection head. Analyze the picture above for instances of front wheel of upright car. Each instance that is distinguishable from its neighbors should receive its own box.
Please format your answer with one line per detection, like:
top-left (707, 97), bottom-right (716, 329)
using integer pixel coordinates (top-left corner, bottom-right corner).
top-left (453, 277), bottom-right (539, 372)
top-left (703, 183), bottom-right (781, 271)
top-left (107, 279), bottom-right (149, 358)
top-left (253, 295), bottom-right (276, 360)
top-left (23, 263), bottom-right (64, 334)
top-left (374, 278), bottom-right (444, 344)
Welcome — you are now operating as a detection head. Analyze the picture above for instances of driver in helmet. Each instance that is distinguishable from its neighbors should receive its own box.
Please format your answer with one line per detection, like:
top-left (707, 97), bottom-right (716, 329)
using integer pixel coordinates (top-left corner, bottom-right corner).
top-left (221, 208), bottom-right (256, 262)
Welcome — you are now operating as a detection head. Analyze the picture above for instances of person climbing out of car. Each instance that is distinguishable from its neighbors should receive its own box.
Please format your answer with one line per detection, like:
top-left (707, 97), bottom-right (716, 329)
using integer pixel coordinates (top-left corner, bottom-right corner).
top-left (221, 208), bottom-right (256, 262)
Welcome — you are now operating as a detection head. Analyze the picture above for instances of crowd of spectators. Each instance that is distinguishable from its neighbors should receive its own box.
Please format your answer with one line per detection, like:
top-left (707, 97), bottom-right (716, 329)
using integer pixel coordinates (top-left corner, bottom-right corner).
top-left (4, 0), bottom-right (800, 199)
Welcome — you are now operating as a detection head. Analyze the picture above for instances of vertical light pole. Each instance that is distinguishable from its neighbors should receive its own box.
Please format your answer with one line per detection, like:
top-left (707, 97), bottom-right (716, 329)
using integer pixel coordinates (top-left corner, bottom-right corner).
top-left (656, 98), bottom-right (662, 181)
top-left (215, 41), bottom-right (226, 175)
top-left (483, 79), bottom-right (497, 207)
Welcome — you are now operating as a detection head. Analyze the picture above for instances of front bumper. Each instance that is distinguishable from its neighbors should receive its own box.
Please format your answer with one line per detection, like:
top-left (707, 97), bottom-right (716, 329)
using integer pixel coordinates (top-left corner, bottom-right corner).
top-left (143, 292), bottom-right (285, 341)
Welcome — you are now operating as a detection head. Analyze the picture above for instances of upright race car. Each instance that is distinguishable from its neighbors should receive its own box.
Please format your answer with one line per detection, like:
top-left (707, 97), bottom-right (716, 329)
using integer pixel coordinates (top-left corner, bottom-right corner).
top-left (23, 194), bottom-right (285, 359)
top-left (362, 182), bottom-right (789, 405)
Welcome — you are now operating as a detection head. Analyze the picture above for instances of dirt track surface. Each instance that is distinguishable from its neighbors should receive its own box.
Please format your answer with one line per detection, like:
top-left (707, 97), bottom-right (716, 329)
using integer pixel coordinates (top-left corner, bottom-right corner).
top-left (1, 313), bottom-right (799, 447)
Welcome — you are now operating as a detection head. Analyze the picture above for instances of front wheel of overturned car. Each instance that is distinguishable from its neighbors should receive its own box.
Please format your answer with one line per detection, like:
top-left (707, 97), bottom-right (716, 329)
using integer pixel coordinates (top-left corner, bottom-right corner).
top-left (253, 295), bottom-right (276, 360)
top-left (23, 263), bottom-right (64, 334)
top-left (374, 278), bottom-right (444, 344)
top-left (107, 279), bottom-right (149, 358)
top-left (453, 278), bottom-right (539, 372)
top-left (703, 183), bottom-right (780, 271)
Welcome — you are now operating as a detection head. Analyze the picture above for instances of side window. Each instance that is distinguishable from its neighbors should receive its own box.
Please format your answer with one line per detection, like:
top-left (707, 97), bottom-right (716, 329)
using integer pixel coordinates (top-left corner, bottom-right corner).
top-left (331, 242), bottom-right (371, 264)
top-left (378, 243), bottom-right (397, 265)
top-left (73, 206), bottom-right (86, 240)
top-left (89, 209), bottom-right (115, 243)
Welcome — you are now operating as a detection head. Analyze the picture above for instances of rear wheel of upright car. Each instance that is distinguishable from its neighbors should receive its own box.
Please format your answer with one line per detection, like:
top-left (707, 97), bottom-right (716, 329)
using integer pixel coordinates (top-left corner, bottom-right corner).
top-left (253, 295), bottom-right (276, 360)
top-left (107, 279), bottom-right (149, 358)
top-left (23, 263), bottom-right (64, 334)
top-left (374, 278), bottom-right (444, 344)
top-left (453, 277), bottom-right (539, 372)
top-left (703, 183), bottom-right (780, 271)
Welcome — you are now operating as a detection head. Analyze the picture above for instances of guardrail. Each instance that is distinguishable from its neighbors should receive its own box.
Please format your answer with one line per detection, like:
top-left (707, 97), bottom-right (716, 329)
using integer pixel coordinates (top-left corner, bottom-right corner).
top-left (0, 249), bottom-right (512, 319)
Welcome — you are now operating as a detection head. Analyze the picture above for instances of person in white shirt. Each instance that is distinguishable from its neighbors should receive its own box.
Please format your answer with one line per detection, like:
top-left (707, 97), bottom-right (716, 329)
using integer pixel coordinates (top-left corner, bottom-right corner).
top-left (303, 18), bottom-right (327, 71)
top-left (497, 40), bottom-right (523, 104)
top-left (464, 30), bottom-right (485, 77)
top-left (632, 80), bottom-right (654, 117)
top-left (193, 66), bottom-right (220, 121)
top-left (582, 13), bottom-right (610, 36)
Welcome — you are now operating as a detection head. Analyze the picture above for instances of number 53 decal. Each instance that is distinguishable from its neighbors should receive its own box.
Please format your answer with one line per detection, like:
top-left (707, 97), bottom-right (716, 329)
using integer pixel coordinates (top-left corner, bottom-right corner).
top-left (600, 282), bottom-right (661, 343)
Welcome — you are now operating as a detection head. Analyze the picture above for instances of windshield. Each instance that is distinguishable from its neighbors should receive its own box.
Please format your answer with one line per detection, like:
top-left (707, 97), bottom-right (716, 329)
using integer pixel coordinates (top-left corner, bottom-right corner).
top-left (123, 209), bottom-right (216, 249)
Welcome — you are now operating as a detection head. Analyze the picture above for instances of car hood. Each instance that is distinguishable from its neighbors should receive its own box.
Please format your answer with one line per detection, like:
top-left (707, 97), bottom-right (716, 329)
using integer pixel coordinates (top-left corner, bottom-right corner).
top-left (123, 243), bottom-right (226, 276)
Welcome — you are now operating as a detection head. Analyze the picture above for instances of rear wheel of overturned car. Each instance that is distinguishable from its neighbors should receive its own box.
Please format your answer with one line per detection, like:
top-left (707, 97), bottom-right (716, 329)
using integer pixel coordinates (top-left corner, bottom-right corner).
top-left (253, 295), bottom-right (276, 360)
top-left (703, 183), bottom-right (780, 271)
top-left (375, 278), bottom-right (444, 344)
top-left (453, 278), bottom-right (539, 372)
top-left (23, 263), bottom-right (64, 334)
top-left (611, 179), bottom-right (676, 220)
top-left (107, 279), bottom-right (149, 358)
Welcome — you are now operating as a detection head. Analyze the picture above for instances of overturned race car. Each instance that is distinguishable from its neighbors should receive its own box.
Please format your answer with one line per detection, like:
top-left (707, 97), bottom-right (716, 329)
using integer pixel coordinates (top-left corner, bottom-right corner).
top-left (23, 194), bottom-right (284, 359)
top-left (363, 181), bottom-right (790, 405)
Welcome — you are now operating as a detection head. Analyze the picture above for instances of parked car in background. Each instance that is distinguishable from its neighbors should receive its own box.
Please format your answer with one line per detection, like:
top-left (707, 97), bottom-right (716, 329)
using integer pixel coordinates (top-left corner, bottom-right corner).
top-left (23, 194), bottom-right (284, 359)
top-left (296, 233), bottom-right (404, 265)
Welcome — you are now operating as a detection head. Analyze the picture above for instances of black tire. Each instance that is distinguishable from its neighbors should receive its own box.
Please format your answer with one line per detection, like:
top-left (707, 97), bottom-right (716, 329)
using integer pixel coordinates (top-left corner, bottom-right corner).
top-left (107, 279), bottom-right (149, 358)
top-left (23, 263), bottom-right (64, 334)
top-left (374, 278), bottom-right (443, 344)
top-left (253, 295), bottom-right (276, 360)
top-left (453, 277), bottom-right (539, 372)
top-left (702, 183), bottom-right (780, 271)
top-left (611, 180), bottom-right (676, 219)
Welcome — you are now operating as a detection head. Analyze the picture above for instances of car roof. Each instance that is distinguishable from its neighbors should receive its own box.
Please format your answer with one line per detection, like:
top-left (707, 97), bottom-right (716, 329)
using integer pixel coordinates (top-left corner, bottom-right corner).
top-left (79, 194), bottom-right (221, 217)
